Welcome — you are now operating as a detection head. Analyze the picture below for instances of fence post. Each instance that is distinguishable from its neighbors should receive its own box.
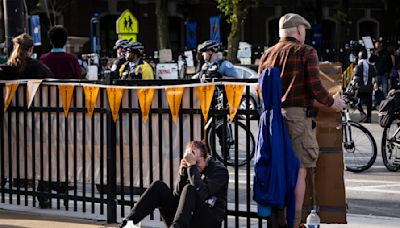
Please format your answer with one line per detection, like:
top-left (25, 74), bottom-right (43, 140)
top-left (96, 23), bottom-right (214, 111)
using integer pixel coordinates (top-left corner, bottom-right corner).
top-left (106, 87), bottom-right (117, 224)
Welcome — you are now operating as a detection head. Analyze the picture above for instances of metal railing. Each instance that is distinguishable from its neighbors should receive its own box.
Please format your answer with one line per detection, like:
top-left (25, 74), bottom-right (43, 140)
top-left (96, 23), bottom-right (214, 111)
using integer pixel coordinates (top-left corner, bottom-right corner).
top-left (0, 78), bottom-right (270, 227)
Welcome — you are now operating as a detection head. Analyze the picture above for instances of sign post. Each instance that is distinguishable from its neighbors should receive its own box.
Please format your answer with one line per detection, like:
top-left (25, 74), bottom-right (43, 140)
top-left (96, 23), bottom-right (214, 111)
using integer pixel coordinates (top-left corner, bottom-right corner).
top-left (116, 10), bottom-right (139, 42)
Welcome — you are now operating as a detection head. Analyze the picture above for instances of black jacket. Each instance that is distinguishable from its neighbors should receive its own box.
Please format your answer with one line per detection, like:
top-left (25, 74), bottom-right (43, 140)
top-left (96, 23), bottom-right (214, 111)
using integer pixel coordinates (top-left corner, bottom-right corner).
top-left (0, 58), bottom-right (54, 79)
top-left (351, 61), bottom-right (376, 93)
top-left (174, 159), bottom-right (228, 222)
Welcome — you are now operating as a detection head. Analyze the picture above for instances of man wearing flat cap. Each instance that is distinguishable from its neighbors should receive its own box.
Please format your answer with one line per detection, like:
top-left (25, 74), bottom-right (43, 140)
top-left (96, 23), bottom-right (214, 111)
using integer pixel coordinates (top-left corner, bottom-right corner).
top-left (258, 13), bottom-right (345, 228)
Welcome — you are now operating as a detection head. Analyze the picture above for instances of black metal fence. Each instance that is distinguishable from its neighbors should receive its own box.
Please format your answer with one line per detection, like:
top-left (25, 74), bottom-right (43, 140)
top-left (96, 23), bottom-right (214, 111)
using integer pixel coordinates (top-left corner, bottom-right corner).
top-left (0, 78), bottom-right (270, 227)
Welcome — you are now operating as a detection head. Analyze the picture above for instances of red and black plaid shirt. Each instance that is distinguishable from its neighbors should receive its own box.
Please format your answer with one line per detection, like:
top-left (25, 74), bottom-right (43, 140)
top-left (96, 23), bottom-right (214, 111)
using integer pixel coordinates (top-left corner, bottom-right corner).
top-left (258, 37), bottom-right (334, 107)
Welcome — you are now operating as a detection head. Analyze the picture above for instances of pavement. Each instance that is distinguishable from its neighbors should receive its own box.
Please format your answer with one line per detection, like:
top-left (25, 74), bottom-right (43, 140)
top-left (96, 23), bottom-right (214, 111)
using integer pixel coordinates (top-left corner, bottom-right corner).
top-left (2, 207), bottom-right (400, 228)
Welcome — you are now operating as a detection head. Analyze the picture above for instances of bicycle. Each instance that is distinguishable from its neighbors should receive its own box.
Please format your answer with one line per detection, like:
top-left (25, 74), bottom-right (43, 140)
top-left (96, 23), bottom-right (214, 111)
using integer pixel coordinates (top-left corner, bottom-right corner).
top-left (380, 91), bottom-right (400, 172)
top-left (342, 92), bottom-right (377, 172)
top-left (205, 86), bottom-right (256, 167)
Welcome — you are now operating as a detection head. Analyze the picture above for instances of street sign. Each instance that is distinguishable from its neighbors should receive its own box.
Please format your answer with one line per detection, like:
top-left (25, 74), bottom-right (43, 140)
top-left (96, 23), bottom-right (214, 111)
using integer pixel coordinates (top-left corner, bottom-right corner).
top-left (116, 9), bottom-right (138, 42)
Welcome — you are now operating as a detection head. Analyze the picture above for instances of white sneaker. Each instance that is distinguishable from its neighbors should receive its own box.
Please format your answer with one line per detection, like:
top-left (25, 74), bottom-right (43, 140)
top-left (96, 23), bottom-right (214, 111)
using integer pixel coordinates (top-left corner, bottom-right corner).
top-left (127, 221), bottom-right (141, 228)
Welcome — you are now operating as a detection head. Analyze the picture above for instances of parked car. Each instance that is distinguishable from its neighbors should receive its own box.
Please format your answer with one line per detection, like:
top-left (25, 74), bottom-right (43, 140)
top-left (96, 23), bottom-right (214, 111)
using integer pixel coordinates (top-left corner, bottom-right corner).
top-left (233, 65), bottom-right (260, 119)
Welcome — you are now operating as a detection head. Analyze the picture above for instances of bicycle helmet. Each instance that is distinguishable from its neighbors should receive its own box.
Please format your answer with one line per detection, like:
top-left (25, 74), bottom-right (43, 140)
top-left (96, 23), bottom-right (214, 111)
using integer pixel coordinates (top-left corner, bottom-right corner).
top-left (126, 42), bottom-right (145, 54)
top-left (113, 39), bottom-right (129, 50)
top-left (198, 40), bottom-right (221, 53)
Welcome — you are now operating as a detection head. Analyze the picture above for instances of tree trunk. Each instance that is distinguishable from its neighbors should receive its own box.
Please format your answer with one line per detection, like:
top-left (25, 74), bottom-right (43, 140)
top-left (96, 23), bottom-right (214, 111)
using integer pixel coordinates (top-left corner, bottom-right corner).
top-left (226, 2), bottom-right (242, 63)
top-left (155, 0), bottom-right (169, 49)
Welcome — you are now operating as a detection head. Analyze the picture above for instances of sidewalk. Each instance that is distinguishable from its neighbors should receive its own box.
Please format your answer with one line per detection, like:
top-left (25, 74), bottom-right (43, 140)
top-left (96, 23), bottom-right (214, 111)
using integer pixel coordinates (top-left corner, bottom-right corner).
top-left (1, 208), bottom-right (400, 228)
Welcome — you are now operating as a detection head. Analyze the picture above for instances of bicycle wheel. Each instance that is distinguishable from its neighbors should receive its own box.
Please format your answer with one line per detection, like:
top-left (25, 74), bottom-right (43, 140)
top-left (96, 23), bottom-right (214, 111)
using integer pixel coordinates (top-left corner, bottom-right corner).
top-left (207, 121), bottom-right (255, 166)
top-left (343, 121), bottom-right (377, 172)
top-left (381, 118), bottom-right (400, 172)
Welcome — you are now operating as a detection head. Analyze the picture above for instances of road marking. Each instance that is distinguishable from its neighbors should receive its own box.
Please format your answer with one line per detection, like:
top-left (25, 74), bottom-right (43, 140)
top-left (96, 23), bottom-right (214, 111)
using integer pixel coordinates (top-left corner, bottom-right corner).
top-left (346, 179), bottom-right (399, 184)
top-left (346, 187), bottom-right (400, 194)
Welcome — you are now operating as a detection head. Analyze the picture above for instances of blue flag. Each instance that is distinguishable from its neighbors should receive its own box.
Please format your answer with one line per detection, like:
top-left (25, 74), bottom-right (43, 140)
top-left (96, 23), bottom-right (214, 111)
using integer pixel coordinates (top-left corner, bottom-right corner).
top-left (30, 15), bottom-right (41, 46)
top-left (209, 16), bottom-right (221, 42)
top-left (186, 22), bottom-right (197, 49)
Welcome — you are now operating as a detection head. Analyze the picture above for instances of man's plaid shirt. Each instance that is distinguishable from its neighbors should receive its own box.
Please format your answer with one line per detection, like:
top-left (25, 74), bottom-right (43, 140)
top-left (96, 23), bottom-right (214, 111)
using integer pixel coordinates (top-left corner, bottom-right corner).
top-left (258, 37), bottom-right (334, 108)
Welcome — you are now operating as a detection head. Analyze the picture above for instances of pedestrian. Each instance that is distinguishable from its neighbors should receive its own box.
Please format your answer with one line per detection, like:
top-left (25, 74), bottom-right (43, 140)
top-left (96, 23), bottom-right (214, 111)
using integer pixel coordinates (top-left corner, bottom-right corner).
top-left (351, 50), bottom-right (376, 123)
top-left (118, 140), bottom-right (229, 228)
top-left (119, 42), bottom-right (154, 79)
top-left (0, 33), bottom-right (53, 79)
top-left (258, 13), bottom-right (345, 228)
top-left (40, 25), bottom-right (82, 79)
top-left (372, 81), bottom-right (385, 110)
top-left (370, 41), bottom-right (393, 96)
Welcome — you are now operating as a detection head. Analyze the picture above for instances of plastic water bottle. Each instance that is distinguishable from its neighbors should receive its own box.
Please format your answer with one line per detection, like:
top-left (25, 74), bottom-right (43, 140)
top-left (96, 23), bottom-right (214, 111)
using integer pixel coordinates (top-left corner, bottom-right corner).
top-left (306, 209), bottom-right (320, 228)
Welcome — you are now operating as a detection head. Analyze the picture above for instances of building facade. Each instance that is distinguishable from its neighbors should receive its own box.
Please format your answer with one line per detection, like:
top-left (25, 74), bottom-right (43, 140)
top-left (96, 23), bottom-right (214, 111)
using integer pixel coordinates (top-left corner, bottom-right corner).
top-left (21, 0), bottom-right (400, 58)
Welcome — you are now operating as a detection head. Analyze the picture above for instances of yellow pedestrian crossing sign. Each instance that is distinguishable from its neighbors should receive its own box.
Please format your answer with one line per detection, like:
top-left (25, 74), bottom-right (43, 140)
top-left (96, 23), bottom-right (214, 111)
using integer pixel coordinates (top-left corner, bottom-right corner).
top-left (116, 10), bottom-right (138, 42)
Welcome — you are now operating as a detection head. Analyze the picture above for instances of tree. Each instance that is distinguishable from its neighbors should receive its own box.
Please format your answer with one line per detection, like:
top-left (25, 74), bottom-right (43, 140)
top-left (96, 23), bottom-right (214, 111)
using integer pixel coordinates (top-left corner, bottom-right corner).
top-left (217, 0), bottom-right (259, 63)
top-left (40, 0), bottom-right (70, 27)
top-left (155, 0), bottom-right (169, 49)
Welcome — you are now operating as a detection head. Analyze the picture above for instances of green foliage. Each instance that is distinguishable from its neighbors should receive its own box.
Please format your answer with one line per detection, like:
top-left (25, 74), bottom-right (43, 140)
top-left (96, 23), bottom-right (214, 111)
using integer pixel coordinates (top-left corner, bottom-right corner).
top-left (216, 0), bottom-right (259, 24)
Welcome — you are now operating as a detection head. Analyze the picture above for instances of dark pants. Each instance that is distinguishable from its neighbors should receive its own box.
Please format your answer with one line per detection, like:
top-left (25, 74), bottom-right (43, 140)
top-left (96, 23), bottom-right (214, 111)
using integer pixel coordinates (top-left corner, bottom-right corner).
top-left (357, 91), bottom-right (372, 122)
top-left (37, 181), bottom-right (71, 207)
top-left (126, 180), bottom-right (221, 228)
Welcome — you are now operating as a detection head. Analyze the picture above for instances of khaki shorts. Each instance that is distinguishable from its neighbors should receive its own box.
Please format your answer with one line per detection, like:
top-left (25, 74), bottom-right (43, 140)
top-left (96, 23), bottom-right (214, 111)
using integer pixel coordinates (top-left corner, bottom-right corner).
top-left (282, 107), bottom-right (319, 168)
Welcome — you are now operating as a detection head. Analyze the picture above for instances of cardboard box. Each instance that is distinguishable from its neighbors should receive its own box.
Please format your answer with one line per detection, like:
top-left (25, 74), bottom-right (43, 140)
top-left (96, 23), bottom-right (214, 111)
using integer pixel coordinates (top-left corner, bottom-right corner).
top-left (302, 63), bottom-right (347, 224)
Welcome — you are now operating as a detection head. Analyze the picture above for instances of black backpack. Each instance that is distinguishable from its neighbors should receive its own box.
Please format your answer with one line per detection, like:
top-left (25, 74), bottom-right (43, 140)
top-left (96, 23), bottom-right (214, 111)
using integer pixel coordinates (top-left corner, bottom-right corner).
top-left (378, 90), bottom-right (400, 128)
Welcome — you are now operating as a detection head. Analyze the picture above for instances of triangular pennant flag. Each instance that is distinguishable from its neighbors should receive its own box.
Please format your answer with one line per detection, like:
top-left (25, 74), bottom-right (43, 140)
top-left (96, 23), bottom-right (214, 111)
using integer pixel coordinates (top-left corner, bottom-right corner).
top-left (166, 87), bottom-right (184, 123)
top-left (58, 85), bottom-right (75, 118)
top-left (195, 85), bottom-right (215, 122)
top-left (137, 88), bottom-right (154, 123)
top-left (225, 84), bottom-right (245, 122)
top-left (3, 82), bottom-right (19, 112)
top-left (107, 88), bottom-right (124, 122)
top-left (26, 80), bottom-right (42, 109)
top-left (83, 86), bottom-right (100, 119)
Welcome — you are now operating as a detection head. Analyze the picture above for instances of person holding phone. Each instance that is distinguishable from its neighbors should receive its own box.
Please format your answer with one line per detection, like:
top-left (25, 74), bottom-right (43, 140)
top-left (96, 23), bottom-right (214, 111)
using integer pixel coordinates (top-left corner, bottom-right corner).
top-left (118, 140), bottom-right (229, 228)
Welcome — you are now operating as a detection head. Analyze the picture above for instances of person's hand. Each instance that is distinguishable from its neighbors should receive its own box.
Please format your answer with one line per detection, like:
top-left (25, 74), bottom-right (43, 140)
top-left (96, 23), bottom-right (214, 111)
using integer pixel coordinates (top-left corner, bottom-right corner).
top-left (179, 159), bottom-right (188, 176)
top-left (330, 91), bottom-right (346, 112)
top-left (183, 149), bottom-right (197, 166)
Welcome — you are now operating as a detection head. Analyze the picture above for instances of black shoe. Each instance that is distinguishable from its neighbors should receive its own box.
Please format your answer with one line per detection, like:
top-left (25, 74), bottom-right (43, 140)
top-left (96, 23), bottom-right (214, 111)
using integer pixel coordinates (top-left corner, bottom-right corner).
top-left (118, 219), bottom-right (128, 228)
top-left (39, 202), bottom-right (50, 209)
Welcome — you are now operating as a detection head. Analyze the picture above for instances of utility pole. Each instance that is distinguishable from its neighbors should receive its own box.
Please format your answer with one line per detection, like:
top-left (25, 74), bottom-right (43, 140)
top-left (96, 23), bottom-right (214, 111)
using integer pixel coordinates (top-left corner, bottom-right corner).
top-left (3, 0), bottom-right (26, 56)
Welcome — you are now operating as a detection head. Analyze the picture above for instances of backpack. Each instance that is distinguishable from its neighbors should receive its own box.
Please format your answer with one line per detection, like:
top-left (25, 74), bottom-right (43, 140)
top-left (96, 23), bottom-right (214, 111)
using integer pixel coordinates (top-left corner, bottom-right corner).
top-left (378, 90), bottom-right (400, 128)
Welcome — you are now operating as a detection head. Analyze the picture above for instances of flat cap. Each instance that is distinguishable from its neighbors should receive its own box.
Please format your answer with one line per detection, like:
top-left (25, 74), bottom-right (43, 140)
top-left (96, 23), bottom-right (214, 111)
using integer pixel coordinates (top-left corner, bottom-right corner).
top-left (279, 13), bottom-right (311, 29)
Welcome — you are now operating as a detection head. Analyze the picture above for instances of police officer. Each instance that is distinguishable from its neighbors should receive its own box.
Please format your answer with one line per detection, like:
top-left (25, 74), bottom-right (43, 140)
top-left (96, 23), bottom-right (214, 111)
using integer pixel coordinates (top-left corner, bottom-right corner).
top-left (197, 40), bottom-right (237, 78)
top-left (111, 39), bottom-right (129, 74)
top-left (119, 42), bottom-right (154, 80)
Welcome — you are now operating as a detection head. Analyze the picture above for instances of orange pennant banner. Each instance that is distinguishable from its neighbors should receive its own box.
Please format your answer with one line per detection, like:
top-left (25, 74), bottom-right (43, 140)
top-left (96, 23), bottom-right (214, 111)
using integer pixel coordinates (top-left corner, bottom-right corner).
top-left (83, 86), bottom-right (100, 119)
top-left (225, 84), bottom-right (245, 122)
top-left (3, 82), bottom-right (19, 112)
top-left (195, 85), bottom-right (215, 122)
top-left (26, 80), bottom-right (42, 109)
top-left (166, 87), bottom-right (184, 123)
top-left (58, 85), bottom-right (75, 118)
top-left (137, 88), bottom-right (154, 123)
top-left (107, 88), bottom-right (124, 122)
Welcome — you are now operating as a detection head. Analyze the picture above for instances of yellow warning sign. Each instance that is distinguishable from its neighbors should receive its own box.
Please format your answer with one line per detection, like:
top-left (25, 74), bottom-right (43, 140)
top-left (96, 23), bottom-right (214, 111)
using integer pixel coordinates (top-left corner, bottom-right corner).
top-left (58, 85), bottom-right (75, 118)
top-left (116, 9), bottom-right (138, 37)
top-left (137, 88), bottom-right (154, 123)
top-left (166, 88), bottom-right (184, 123)
top-left (225, 84), bottom-right (244, 122)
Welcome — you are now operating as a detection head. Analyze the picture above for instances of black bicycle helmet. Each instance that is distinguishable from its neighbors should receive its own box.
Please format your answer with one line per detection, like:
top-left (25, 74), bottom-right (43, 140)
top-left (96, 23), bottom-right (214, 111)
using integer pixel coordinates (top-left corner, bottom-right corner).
top-left (126, 42), bottom-right (145, 54)
top-left (113, 39), bottom-right (129, 50)
top-left (198, 40), bottom-right (221, 53)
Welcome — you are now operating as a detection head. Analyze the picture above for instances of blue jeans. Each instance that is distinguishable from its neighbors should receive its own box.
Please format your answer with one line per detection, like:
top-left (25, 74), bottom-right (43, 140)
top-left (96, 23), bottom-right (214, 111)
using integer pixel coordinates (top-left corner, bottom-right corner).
top-left (378, 74), bottom-right (388, 97)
